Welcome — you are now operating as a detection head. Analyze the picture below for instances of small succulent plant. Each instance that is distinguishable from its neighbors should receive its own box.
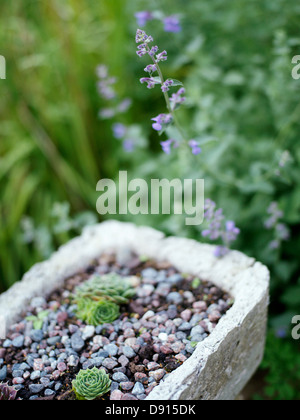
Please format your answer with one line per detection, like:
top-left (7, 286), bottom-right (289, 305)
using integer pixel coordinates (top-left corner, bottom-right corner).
top-left (74, 273), bottom-right (136, 305)
top-left (72, 367), bottom-right (111, 400)
top-left (0, 383), bottom-right (18, 400)
top-left (26, 310), bottom-right (49, 330)
top-left (77, 300), bottom-right (120, 326)
top-left (73, 273), bottom-right (136, 326)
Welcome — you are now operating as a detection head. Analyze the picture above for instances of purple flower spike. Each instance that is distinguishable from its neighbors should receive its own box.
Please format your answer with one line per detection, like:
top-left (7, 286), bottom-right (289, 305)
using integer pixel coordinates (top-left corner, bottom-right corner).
top-left (164, 16), bottom-right (182, 33)
top-left (188, 140), bottom-right (202, 155)
top-left (135, 11), bottom-right (153, 27)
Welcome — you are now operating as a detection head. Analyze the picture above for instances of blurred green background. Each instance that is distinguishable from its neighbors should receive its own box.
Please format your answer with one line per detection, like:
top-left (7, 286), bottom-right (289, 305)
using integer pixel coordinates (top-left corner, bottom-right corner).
top-left (1, 0), bottom-right (300, 399)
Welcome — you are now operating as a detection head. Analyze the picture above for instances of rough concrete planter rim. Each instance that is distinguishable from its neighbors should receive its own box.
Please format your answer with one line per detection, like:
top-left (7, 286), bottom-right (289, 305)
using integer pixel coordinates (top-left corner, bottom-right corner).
top-left (0, 221), bottom-right (270, 400)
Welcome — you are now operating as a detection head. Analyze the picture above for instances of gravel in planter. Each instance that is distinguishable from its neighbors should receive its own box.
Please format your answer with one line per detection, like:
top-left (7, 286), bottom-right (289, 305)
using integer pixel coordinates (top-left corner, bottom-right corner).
top-left (0, 253), bottom-right (233, 400)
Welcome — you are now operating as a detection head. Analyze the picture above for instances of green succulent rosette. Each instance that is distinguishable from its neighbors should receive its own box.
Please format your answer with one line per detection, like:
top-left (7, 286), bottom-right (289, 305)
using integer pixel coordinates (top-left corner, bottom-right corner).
top-left (74, 273), bottom-right (136, 305)
top-left (84, 300), bottom-right (120, 325)
top-left (72, 367), bottom-right (111, 400)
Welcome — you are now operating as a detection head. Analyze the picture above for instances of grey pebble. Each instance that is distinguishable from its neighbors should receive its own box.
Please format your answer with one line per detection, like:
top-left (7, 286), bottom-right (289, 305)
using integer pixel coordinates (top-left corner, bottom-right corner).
top-left (104, 344), bottom-right (119, 357)
top-left (71, 332), bottom-right (85, 352)
top-left (122, 346), bottom-right (136, 359)
top-left (29, 384), bottom-right (45, 394)
top-left (30, 371), bottom-right (41, 380)
top-left (30, 330), bottom-right (44, 342)
top-left (132, 382), bottom-right (145, 395)
top-left (166, 274), bottom-right (183, 285)
top-left (141, 268), bottom-right (158, 279)
top-left (102, 358), bottom-right (118, 370)
top-left (0, 366), bottom-right (7, 381)
top-left (178, 322), bottom-right (192, 332)
top-left (190, 325), bottom-right (205, 336)
top-left (3, 339), bottom-right (12, 348)
top-left (112, 372), bottom-right (129, 383)
top-left (47, 336), bottom-right (61, 346)
top-left (44, 389), bottom-right (56, 397)
top-left (167, 292), bottom-right (183, 305)
top-left (12, 335), bottom-right (24, 348)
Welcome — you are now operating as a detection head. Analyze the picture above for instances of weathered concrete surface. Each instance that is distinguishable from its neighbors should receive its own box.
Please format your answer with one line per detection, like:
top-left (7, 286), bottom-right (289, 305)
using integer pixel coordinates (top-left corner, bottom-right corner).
top-left (0, 221), bottom-right (269, 400)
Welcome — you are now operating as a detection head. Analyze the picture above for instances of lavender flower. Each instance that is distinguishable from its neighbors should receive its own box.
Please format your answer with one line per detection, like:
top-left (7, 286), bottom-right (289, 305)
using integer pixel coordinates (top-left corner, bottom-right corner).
top-left (188, 140), bottom-right (202, 155)
top-left (160, 139), bottom-right (178, 154)
top-left (202, 199), bottom-right (240, 257)
top-left (156, 50), bottom-right (168, 62)
top-left (117, 98), bottom-right (132, 113)
top-left (140, 77), bottom-right (160, 89)
top-left (97, 80), bottom-right (116, 100)
top-left (148, 46), bottom-right (159, 57)
top-left (98, 108), bottom-right (116, 119)
top-left (112, 123), bottom-right (127, 139)
top-left (151, 113), bottom-right (172, 131)
top-left (264, 202), bottom-right (290, 250)
top-left (170, 88), bottom-right (186, 110)
top-left (135, 29), bottom-right (153, 44)
top-left (123, 139), bottom-right (135, 153)
top-left (144, 64), bottom-right (157, 74)
top-left (264, 202), bottom-right (283, 229)
top-left (135, 11), bottom-right (153, 27)
top-left (161, 79), bottom-right (174, 92)
top-left (96, 64), bottom-right (108, 79)
top-left (164, 16), bottom-right (182, 33)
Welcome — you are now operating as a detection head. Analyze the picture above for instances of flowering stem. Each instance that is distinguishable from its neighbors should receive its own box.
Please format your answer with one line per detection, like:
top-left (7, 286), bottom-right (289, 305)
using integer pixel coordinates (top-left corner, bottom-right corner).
top-left (148, 48), bottom-right (187, 144)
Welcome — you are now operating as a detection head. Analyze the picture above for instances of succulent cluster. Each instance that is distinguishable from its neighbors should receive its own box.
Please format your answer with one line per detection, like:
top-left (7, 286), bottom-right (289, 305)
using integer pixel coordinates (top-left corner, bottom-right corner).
top-left (72, 367), bottom-right (111, 400)
top-left (73, 273), bottom-right (136, 326)
top-left (0, 383), bottom-right (18, 400)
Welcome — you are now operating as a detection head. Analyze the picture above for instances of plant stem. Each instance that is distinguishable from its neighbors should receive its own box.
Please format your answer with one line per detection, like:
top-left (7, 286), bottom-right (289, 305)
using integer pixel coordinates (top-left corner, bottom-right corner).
top-left (148, 51), bottom-right (188, 143)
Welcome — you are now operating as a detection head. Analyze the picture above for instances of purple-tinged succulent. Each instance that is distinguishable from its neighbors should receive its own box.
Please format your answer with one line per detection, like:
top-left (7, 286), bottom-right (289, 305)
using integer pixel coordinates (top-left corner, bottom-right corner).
top-left (0, 383), bottom-right (18, 401)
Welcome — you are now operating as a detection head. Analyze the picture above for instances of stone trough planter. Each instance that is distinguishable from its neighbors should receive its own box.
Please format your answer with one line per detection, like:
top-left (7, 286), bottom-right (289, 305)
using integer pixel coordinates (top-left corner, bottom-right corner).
top-left (0, 221), bottom-right (269, 400)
